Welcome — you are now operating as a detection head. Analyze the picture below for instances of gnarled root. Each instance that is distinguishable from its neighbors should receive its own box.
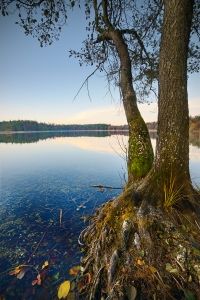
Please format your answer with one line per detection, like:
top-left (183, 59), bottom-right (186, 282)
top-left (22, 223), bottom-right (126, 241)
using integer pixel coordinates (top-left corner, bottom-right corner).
top-left (77, 192), bottom-right (200, 300)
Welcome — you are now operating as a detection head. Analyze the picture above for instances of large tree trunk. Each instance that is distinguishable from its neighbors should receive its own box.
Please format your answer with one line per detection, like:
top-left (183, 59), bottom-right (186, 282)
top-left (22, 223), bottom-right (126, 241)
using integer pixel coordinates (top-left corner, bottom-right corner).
top-left (110, 30), bottom-right (154, 183)
top-left (155, 0), bottom-right (193, 184)
top-left (138, 0), bottom-right (195, 205)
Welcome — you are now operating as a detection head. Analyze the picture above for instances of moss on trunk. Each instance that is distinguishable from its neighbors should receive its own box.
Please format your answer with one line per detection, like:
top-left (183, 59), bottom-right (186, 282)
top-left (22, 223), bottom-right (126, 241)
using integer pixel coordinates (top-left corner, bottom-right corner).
top-left (128, 116), bottom-right (154, 181)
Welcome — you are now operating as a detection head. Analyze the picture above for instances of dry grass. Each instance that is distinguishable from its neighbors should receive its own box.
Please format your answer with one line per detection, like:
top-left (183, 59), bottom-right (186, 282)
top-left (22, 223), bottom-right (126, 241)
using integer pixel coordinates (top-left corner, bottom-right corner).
top-left (163, 173), bottom-right (183, 209)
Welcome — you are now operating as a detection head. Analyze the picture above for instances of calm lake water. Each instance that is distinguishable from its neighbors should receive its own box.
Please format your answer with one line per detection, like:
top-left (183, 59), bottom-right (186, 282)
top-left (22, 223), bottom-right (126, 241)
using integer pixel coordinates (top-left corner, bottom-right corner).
top-left (0, 131), bottom-right (200, 299)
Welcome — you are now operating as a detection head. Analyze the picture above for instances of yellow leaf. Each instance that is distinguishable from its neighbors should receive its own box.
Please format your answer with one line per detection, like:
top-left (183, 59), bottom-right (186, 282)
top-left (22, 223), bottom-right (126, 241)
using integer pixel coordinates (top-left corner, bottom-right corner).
top-left (136, 259), bottom-right (145, 266)
top-left (69, 265), bottom-right (81, 276)
top-left (9, 266), bottom-right (22, 276)
top-left (58, 280), bottom-right (70, 299)
top-left (42, 261), bottom-right (49, 269)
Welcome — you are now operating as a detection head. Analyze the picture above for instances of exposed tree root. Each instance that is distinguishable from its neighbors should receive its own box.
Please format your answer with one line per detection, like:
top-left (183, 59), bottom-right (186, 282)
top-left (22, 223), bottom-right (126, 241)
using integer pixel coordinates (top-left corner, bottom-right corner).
top-left (76, 189), bottom-right (200, 300)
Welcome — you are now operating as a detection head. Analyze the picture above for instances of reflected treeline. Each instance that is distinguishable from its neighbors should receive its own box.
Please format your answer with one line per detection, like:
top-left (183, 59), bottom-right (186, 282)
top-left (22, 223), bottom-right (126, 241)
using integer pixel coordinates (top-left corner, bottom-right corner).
top-left (0, 130), bottom-right (128, 144)
top-left (0, 130), bottom-right (199, 148)
top-left (189, 130), bottom-right (200, 148)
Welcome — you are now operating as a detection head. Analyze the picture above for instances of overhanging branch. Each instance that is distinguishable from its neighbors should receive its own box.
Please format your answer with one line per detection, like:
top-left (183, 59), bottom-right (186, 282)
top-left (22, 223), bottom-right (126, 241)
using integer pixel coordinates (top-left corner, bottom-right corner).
top-left (121, 28), bottom-right (152, 66)
top-left (73, 61), bottom-right (105, 102)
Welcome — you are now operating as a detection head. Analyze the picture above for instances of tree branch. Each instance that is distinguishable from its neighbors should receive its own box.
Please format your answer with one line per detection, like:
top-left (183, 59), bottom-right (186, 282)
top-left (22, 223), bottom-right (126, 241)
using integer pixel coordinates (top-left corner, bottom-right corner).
top-left (94, 32), bottom-right (112, 44)
top-left (121, 28), bottom-right (152, 66)
top-left (102, 0), bottom-right (113, 29)
top-left (93, 0), bottom-right (103, 33)
top-left (17, 0), bottom-right (45, 7)
top-left (73, 62), bottom-right (105, 102)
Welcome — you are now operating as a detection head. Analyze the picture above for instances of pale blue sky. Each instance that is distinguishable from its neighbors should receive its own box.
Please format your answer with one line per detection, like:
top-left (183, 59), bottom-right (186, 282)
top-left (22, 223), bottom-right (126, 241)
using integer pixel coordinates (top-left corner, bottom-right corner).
top-left (0, 7), bottom-right (199, 125)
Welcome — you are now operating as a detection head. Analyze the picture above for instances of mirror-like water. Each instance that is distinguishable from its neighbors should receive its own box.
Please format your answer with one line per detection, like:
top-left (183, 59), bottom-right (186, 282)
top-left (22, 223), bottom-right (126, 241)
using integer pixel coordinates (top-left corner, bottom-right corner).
top-left (0, 131), bottom-right (200, 299)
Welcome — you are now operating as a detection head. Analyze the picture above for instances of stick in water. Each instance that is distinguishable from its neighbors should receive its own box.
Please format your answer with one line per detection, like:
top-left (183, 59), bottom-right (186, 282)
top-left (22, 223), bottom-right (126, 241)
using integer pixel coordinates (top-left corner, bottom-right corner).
top-left (59, 209), bottom-right (63, 227)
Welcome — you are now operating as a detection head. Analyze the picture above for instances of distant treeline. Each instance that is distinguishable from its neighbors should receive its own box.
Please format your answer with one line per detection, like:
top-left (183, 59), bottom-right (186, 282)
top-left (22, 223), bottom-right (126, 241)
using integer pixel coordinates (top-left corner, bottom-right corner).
top-left (190, 115), bottom-right (200, 131)
top-left (0, 117), bottom-right (199, 132)
top-left (0, 120), bottom-right (110, 132)
top-left (146, 116), bottom-right (200, 131)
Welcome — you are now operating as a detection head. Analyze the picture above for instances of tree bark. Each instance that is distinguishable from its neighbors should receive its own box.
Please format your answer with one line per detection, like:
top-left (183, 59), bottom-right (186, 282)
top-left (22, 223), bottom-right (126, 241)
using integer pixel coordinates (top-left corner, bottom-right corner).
top-left (110, 30), bottom-right (154, 183)
top-left (138, 0), bottom-right (195, 206)
top-left (155, 0), bottom-right (193, 179)
top-left (93, 0), bottom-right (153, 183)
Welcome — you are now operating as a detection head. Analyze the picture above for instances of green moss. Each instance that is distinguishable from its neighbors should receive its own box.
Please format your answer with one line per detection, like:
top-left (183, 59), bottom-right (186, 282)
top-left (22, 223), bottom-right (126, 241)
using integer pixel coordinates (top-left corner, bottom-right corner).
top-left (129, 152), bottom-right (153, 178)
top-left (128, 116), bottom-right (154, 179)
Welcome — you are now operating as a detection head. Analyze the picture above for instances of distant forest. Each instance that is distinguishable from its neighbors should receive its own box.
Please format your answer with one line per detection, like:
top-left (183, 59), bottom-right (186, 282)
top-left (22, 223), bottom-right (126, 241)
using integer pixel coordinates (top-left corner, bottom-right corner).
top-left (0, 120), bottom-right (110, 132)
top-left (189, 115), bottom-right (200, 131)
top-left (0, 117), bottom-right (199, 132)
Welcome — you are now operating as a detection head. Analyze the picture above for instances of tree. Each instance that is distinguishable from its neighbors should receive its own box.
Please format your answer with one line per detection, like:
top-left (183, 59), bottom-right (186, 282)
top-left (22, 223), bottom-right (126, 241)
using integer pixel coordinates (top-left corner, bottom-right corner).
top-left (137, 0), bottom-right (199, 206)
top-left (70, 0), bottom-right (163, 182)
top-left (156, 0), bottom-right (193, 190)
top-left (1, 0), bottom-right (200, 298)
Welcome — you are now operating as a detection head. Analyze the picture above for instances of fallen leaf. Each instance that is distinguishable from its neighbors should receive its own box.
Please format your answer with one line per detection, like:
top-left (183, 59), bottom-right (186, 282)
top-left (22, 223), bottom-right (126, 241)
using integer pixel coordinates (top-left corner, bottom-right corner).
top-left (32, 274), bottom-right (42, 286)
top-left (32, 279), bottom-right (38, 286)
top-left (9, 266), bottom-right (21, 276)
top-left (69, 265), bottom-right (81, 276)
top-left (165, 263), bottom-right (178, 273)
top-left (136, 259), bottom-right (145, 266)
top-left (16, 269), bottom-right (26, 279)
top-left (42, 261), bottom-right (49, 270)
top-left (58, 280), bottom-right (70, 299)
top-left (78, 273), bottom-right (91, 292)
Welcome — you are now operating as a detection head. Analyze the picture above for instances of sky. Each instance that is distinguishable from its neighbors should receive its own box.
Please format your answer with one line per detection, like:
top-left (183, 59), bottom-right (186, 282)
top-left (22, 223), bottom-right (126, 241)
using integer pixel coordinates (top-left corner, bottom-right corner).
top-left (0, 6), bottom-right (199, 125)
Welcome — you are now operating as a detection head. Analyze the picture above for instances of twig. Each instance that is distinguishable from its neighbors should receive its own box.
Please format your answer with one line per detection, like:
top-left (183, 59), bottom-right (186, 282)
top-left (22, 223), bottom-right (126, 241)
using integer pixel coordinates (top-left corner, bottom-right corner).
top-left (27, 228), bottom-right (49, 263)
top-left (91, 184), bottom-right (122, 190)
top-left (73, 62), bottom-right (104, 102)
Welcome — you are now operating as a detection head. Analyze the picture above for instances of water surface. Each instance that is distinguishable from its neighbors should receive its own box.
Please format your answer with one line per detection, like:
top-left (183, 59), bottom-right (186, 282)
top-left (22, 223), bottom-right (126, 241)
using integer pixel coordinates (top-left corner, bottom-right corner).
top-left (0, 131), bottom-right (199, 299)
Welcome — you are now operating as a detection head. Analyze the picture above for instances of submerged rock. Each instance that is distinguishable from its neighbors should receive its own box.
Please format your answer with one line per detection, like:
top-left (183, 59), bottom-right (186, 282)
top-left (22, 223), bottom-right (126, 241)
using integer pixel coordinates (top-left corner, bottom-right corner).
top-left (126, 285), bottom-right (137, 300)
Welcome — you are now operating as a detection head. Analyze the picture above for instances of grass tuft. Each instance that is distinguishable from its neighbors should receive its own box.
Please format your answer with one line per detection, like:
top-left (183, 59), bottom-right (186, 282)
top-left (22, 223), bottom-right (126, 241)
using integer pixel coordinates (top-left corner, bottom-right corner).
top-left (163, 173), bottom-right (183, 209)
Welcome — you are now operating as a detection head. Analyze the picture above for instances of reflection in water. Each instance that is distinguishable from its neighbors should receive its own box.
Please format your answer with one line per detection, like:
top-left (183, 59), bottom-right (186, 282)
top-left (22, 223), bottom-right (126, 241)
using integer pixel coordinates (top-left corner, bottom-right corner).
top-left (1, 130), bottom-right (199, 148)
top-left (189, 130), bottom-right (200, 148)
top-left (0, 131), bottom-right (199, 299)
top-left (0, 130), bottom-right (127, 144)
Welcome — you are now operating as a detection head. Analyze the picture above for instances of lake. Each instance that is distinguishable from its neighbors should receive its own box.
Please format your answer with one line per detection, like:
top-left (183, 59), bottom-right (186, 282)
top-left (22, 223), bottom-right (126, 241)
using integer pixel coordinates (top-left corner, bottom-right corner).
top-left (0, 131), bottom-right (200, 299)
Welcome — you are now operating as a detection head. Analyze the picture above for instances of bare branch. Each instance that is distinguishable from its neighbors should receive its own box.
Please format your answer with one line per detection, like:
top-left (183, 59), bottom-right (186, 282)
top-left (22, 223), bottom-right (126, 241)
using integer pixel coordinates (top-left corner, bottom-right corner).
top-left (73, 62), bottom-right (105, 102)
top-left (93, 0), bottom-right (103, 33)
top-left (121, 28), bottom-right (152, 64)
